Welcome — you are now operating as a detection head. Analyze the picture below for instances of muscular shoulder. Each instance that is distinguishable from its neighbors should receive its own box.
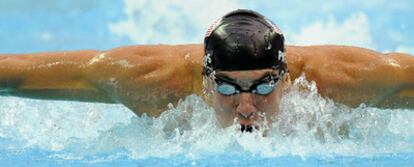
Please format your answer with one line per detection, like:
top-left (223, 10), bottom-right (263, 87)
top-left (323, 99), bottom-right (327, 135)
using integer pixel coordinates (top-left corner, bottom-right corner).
top-left (85, 44), bottom-right (205, 116)
top-left (286, 45), bottom-right (382, 63)
top-left (86, 44), bottom-right (203, 76)
top-left (285, 45), bottom-right (386, 80)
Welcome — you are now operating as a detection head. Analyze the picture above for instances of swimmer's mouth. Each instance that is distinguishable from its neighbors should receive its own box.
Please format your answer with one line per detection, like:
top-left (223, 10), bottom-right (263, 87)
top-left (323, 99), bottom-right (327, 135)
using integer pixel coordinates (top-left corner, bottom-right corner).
top-left (240, 124), bottom-right (259, 133)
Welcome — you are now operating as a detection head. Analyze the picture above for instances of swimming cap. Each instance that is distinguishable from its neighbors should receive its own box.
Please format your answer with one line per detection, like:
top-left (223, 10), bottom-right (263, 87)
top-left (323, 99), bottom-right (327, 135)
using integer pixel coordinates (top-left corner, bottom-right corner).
top-left (203, 9), bottom-right (287, 75)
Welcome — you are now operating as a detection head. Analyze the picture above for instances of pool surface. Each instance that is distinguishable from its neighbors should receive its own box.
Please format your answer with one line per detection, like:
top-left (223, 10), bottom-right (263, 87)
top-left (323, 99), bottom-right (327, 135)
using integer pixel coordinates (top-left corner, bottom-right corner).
top-left (1, 76), bottom-right (413, 166)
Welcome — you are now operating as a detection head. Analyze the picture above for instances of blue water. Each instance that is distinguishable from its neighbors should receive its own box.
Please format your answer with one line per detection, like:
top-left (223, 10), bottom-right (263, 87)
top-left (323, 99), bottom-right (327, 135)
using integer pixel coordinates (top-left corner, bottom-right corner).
top-left (1, 149), bottom-right (414, 167)
top-left (1, 76), bottom-right (413, 166)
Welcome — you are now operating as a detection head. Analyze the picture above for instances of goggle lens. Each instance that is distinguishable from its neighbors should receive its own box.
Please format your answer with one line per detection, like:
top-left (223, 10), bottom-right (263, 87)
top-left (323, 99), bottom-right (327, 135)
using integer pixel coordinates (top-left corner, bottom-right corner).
top-left (215, 75), bottom-right (280, 96)
top-left (216, 83), bottom-right (238, 96)
top-left (255, 83), bottom-right (275, 95)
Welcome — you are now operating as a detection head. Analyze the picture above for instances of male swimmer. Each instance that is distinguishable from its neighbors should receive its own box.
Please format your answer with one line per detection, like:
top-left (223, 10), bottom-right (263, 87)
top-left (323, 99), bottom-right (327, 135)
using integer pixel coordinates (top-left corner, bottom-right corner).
top-left (0, 9), bottom-right (413, 132)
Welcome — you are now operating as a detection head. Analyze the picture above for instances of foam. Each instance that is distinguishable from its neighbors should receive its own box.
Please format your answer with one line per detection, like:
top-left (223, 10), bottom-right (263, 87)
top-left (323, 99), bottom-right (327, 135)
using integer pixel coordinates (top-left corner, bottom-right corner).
top-left (0, 75), bottom-right (413, 160)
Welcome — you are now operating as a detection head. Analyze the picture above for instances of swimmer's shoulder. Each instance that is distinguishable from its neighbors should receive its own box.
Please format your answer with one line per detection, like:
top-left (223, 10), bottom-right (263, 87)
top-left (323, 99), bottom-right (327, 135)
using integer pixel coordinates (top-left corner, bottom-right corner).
top-left (87, 44), bottom-right (204, 72)
top-left (285, 45), bottom-right (385, 80)
top-left (85, 44), bottom-right (205, 117)
top-left (286, 45), bottom-right (381, 59)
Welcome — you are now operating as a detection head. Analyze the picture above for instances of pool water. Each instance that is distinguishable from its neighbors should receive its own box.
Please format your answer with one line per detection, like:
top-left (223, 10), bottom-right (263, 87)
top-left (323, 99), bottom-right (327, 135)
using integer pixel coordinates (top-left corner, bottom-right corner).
top-left (0, 76), bottom-right (413, 166)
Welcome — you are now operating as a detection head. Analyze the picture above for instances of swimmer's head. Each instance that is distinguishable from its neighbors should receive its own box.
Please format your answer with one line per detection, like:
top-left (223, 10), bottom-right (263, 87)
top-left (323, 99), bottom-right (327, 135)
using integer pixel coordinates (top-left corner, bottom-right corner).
top-left (202, 9), bottom-right (291, 133)
top-left (203, 9), bottom-right (287, 76)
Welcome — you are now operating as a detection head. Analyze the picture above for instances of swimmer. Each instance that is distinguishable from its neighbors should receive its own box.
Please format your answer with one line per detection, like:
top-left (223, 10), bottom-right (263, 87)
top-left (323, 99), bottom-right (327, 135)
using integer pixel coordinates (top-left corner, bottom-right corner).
top-left (0, 9), bottom-right (413, 131)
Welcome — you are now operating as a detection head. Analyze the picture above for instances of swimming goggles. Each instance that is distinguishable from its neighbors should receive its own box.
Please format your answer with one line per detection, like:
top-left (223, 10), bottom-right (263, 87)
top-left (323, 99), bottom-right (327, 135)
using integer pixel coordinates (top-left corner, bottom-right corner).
top-left (214, 74), bottom-right (281, 96)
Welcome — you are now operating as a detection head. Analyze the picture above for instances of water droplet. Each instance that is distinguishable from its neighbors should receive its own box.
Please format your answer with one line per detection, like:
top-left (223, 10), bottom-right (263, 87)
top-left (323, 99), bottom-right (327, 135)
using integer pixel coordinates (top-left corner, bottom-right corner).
top-left (266, 43), bottom-right (272, 50)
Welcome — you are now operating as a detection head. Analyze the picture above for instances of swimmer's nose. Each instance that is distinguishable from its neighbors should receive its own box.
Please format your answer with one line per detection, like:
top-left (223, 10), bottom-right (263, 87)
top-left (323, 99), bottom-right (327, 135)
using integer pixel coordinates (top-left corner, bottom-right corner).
top-left (235, 93), bottom-right (257, 118)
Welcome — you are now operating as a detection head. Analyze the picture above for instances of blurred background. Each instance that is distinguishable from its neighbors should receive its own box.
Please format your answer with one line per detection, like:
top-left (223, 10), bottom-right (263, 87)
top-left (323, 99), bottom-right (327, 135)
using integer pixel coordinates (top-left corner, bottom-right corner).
top-left (0, 0), bottom-right (413, 55)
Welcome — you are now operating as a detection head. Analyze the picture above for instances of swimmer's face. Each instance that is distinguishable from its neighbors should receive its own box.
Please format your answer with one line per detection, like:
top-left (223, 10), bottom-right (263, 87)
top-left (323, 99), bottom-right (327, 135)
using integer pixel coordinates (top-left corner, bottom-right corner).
top-left (209, 69), bottom-right (291, 132)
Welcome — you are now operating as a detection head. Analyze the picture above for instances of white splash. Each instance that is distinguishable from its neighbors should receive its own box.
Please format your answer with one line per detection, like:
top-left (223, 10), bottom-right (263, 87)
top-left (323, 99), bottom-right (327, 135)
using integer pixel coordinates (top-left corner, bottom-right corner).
top-left (0, 75), bottom-right (413, 160)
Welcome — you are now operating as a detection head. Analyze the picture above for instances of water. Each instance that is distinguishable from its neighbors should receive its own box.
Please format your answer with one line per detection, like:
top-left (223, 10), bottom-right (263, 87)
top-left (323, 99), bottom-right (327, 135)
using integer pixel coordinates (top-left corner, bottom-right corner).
top-left (0, 76), bottom-right (413, 166)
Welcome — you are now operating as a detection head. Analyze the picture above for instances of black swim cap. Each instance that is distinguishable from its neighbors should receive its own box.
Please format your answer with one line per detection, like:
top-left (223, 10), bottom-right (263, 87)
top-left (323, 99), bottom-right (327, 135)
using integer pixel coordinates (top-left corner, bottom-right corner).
top-left (203, 9), bottom-right (287, 75)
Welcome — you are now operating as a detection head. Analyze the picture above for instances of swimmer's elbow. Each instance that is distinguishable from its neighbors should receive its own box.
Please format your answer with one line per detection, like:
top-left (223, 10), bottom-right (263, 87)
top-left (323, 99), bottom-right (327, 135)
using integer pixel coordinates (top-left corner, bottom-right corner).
top-left (0, 87), bottom-right (15, 96)
top-left (393, 85), bottom-right (414, 108)
top-left (0, 75), bottom-right (20, 93)
top-left (0, 63), bottom-right (19, 95)
top-left (372, 85), bottom-right (414, 109)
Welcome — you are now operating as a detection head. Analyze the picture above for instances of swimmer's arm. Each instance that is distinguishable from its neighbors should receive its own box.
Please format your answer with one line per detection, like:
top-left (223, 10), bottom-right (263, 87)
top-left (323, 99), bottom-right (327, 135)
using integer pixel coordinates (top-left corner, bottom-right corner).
top-left (288, 46), bottom-right (414, 108)
top-left (0, 44), bottom-right (204, 117)
top-left (86, 44), bottom-right (204, 116)
top-left (323, 46), bottom-right (413, 108)
top-left (369, 52), bottom-right (414, 108)
top-left (0, 50), bottom-right (115, 103)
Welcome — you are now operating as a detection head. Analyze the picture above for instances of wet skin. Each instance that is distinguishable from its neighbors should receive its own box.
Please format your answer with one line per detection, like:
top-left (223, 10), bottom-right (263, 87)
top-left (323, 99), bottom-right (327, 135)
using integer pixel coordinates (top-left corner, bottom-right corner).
top-left (210, 69), bottom-right (292, 131)
top-left (0, 44), bottom-right (413, 118)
